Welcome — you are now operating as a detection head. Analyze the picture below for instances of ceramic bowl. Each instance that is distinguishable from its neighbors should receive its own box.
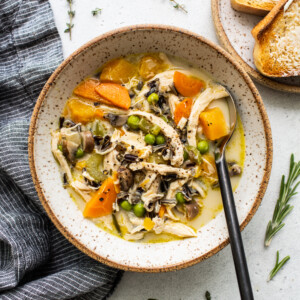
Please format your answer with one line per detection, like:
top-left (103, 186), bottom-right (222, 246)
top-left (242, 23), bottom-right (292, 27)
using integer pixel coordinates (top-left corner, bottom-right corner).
top-left (28, 25), bottom-right (272, 272)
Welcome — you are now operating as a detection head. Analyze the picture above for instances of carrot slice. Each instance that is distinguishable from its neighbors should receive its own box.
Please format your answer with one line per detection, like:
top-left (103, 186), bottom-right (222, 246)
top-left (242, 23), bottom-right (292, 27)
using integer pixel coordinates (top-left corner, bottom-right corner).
top-left (199, 107), bottom-right (229, 140)
top-left (173, 71), bottom-right (205, 97)
top-left (73, 78), bottom-right (109, 105)
top-left (95, 83), bottom-right (131, 110)
top-left (173, 97), bottom-right (193, 125)
top-left (158, 205), bottom-right (166, 218)
top-left (83, 178), bottom-right (117, 218)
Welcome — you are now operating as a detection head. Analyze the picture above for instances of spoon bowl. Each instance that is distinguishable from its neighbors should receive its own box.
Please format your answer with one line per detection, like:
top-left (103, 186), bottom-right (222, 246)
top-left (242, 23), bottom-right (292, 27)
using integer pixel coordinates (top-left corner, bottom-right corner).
top-left (215, 87), bottom-right (237, 160)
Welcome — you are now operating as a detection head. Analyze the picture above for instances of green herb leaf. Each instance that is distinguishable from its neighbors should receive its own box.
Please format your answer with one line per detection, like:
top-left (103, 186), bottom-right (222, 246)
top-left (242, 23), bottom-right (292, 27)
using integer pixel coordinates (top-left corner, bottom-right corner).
top-left (169, 0), bottom-right (187, 13)
top-left (268, 251), bottom-right (290, 281)
top-left (265, 154), bottom-right (300, 246)
top-left (65, 0), bottom-right (75, 40)
top-left (68, 10), bottom-right (75, 17)
top-left (205, 291), bottom-right (211, 300)
top-left (92, 8), bottom-right (102, 16)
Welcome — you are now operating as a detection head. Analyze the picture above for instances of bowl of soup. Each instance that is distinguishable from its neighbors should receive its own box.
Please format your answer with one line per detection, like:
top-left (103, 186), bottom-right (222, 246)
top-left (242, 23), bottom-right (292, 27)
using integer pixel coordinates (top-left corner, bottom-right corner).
top-left (28, 25), bottom-right (272, 272)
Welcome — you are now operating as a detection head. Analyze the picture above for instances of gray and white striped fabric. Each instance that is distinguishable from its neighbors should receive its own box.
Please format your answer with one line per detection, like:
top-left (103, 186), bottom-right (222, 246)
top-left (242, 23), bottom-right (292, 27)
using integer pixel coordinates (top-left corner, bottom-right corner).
top-left (0, 1), bottom-right (122, 299)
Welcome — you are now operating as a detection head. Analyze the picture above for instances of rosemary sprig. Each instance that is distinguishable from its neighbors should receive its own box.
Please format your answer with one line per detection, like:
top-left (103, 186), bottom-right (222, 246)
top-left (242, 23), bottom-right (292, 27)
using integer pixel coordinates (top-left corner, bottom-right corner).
top-left (205, 291), bottom-right (211, 300)
top-left (265, 154), bottom-right (300, 246)
top-left (64, 0), bottom-right (75, 40)
top-left (92, 8), bottom-right (102, 16)
top-left (268, 251), bottom-right (290, 281)
top-left (169, 0), bottom-right (187, 13)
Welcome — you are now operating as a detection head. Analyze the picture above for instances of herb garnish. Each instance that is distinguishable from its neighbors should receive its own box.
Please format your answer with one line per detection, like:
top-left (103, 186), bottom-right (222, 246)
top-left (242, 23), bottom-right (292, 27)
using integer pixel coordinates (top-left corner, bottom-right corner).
top-left (268, 251), bottom-right (290, 281)
top-left (205, 291), bottom-right (211, 300)
top-left (64, 0), bottom-right (75, 40)
top-left (92, 8), bottom-right (102, 16)
top-left (169, 0), bottom-right (187, 13)
top-left (265, 154), bottom-right (300, 246)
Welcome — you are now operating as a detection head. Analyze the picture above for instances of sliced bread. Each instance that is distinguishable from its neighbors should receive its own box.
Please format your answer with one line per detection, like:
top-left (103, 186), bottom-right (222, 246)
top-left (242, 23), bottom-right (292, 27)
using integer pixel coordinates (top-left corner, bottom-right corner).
top-left (231, 0), bottom-right (278, 16)
top-left (251, 0), bottom-right (300, 77)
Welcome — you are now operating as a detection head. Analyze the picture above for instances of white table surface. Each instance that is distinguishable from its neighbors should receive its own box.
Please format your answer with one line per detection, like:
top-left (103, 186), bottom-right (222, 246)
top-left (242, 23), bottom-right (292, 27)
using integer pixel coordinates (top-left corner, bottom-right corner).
top-left (49, 1), bottom-right (300, 299)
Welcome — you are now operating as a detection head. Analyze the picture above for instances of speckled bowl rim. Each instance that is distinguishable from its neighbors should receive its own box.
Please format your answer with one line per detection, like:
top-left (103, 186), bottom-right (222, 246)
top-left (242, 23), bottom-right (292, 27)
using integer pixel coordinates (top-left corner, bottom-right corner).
top-left (211, 0), bottom-right (300, 94)
top-left (28, 25), bottom-right (273, 272)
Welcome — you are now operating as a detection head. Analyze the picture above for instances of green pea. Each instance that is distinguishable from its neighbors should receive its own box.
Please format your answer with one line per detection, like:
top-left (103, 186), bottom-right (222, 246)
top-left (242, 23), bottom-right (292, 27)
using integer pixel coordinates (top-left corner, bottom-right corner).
top-left (145, 133), bottom-right (156, 145)
top-left (147, 93), bottom-right (159, 104)
top-left (183, 150), bottom-right (189, 161)
top-left (155, 135), bottom-right (165, 145)
top-left (150, 125), bottom-right (161, 136)
top-left (120, 200), bottom-right (133, 211)
top-left (57, 144), bottom-right (63, 152)
top-left (75, 148), bottom-right (84, 158)
top-left (127, 115), bottom-right (140, 130)
top-left (197, 140), bottom-right (209, 154)
top-left (176, 192), bottom-right (185, 204)
top-left (133, 202), bottom-right (146, 217)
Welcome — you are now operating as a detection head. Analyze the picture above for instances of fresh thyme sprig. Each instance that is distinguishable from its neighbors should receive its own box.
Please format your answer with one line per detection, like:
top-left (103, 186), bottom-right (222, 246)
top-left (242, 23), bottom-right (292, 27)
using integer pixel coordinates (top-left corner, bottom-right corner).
top-left (64, 0), bottom-right (75, 40)
top-left (205, 291), bottom-right (211, 300)
top-left (169, 0), bottom-right (187, 13)
top-left (268, 251), bottom-right (290, 281)
top-left (92, 8), bottom-right (102, 16)
top-left (265, 154), bottom-right (300, 247)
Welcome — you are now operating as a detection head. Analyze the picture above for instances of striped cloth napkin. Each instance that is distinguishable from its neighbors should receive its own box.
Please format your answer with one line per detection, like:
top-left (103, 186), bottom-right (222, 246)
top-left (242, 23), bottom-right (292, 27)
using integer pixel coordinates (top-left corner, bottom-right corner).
top-left (0, 1), bottom-right (122, 299)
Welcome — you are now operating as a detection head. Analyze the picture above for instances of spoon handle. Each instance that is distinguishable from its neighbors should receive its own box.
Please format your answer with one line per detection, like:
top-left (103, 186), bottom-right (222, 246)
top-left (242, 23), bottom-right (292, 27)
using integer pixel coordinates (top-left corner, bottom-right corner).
top-left (216, 156), bottom-right (254, 300)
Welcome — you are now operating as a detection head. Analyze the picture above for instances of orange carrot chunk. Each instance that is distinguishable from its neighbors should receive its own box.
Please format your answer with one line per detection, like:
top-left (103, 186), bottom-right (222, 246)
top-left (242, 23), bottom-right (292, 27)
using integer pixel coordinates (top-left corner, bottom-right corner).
top-left (73, 78), bottom-right (109, 104)
top-left (173, 97), bottom-right (193, 125)
top-left (83, 178), bottom-right (117, 218)
top-left (68, 99), bottom-right (96, 124)
top-left (199, 107), bottom-right (229, 140)
top-left (95, 83), bottom-right (131, 110)
top-left (100, 58), bottom-right (137, 84)
top-left (158, 205), bottom-right (166, 218)
top-left (173, 71), bottom-right (205, 97)
top-left (67, 99), bottom-right (103, 124)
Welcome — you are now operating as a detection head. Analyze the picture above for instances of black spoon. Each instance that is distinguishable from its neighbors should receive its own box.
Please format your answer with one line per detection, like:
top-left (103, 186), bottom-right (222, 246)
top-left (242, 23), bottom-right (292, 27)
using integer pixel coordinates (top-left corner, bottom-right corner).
top-left (214, 87), bottom-right (254, 300)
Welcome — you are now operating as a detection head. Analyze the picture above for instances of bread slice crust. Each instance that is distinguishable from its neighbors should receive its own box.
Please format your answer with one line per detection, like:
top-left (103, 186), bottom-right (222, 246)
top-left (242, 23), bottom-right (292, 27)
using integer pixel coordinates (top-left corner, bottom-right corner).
top-left (231, 0), bottom-right (278, 16)
top-left (251, 0), bottom-right (300, 77)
